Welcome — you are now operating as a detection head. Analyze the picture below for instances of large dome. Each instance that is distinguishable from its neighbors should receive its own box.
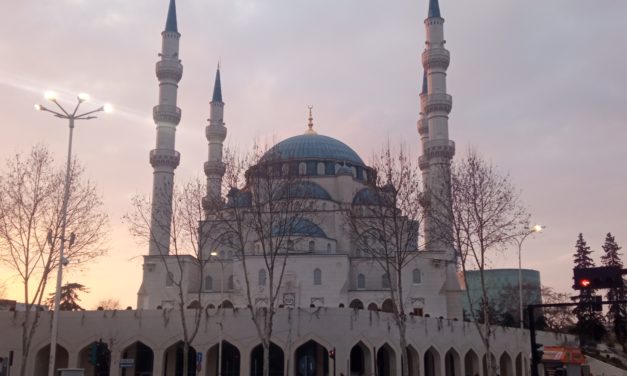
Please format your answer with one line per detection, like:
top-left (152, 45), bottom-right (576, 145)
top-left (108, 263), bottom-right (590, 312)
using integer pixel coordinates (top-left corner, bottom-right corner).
top-left (261, 133), bottom-right (365, 166)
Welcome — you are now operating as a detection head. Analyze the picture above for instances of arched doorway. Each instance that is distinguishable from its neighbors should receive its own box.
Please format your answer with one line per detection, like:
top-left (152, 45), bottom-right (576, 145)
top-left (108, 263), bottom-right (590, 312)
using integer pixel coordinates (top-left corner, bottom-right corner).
top-left (367, 303), bottom-right (378, 311)
top-left (376, 343), bottom-right (396, 376)
top-left (444, 349), bottom-right (461, 376)
top-left (407, 345), bottom-right (420, 376)
top-left (78, 340), bottom-right (111, 376)
top-left (349, 299), bottom-right (364, 310)
top-left (163, 341), bottom-right (197, 376)
top-left (294, 340), bottom-right (329, 376)
top-left (500, 352), bottom-right (513, 376)
top-left (121, 341), bottom-right (154, 376)
top-left (424, 347), bottom-right (441, 376)
top-left (381, 299), bottom-right (394, 313)
top-left (350, 342), bottom-right (372, 376)
top-left (220, 300), bottom-right (234, 309)
top-left (207, 341), bottom-right (241, 376)
top-left (464, 350), bottom-right (480, 376)
top-left (34, 344), bottom-right (69, 375)
top-left (250, 342), bottom-right (284, 376)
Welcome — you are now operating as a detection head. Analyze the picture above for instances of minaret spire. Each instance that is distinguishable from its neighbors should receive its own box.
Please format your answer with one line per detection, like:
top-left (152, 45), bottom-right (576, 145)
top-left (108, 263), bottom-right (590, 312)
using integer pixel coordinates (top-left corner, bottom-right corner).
top-left (418, 0), bottom-right (461, 319)
top-left (147, 0), bottom-right (183, 256)
top-left (212, 63), bottom-right (222, 102)
top-left (203, 64), bottom-right (227, 216)
top-left (165, 0), bottom-right (178, 32)
top-left (428, 0), bottom-right (441, 18)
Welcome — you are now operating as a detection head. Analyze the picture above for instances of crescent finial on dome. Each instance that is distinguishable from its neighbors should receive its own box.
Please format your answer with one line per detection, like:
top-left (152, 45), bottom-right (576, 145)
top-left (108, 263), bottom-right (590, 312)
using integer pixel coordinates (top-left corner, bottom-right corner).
top-left (305, 105), bottom-right (317, 135)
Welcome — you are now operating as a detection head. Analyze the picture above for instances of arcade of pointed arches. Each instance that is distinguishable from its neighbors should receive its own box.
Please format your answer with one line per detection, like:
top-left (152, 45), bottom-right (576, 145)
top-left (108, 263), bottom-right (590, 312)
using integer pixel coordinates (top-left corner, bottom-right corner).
top-left (29, 337), bottom-right (528, 376)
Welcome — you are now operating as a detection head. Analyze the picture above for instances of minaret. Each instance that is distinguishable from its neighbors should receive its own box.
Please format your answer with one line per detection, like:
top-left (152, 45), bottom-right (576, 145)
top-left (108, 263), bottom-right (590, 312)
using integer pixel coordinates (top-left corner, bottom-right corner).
top-left (418, 0), bottom-right (462, 318)
top-left (203, 65), bottom-right (227, 216)
top-left (148, 0), bottom-right (183, 255)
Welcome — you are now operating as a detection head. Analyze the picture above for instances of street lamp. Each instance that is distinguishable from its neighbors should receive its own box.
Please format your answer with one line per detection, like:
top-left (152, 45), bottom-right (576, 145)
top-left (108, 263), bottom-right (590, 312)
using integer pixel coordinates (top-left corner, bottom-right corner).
top-left (513, 224), bottom-right (545, 329)
top-left (35, 91), bottom-right (111, 376)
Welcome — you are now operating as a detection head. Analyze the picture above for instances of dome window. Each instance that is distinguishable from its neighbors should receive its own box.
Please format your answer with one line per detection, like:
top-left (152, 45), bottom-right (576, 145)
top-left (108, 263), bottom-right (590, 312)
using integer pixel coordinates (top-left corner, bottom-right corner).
top-left (317, 162), bottom-right (325, 175)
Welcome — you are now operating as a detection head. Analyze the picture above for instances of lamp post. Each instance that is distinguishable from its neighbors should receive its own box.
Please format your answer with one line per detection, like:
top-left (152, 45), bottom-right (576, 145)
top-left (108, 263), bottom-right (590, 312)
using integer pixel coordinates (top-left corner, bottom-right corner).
top-left (513, 224), bottom-right (544, 330)
top-left (35, 91), bottom-right (112, 376)
top-left (210, 251), bottom-right (225, 376)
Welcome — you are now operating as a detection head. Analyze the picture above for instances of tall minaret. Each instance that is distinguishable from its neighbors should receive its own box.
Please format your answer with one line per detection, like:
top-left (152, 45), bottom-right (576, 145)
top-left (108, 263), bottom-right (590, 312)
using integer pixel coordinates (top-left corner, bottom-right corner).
top-left (203, 65), bottom-right (227, 216)
top-left (418, 0), bottom-right (462, 318)
top-left (148, 0), bottom-right (183, 255)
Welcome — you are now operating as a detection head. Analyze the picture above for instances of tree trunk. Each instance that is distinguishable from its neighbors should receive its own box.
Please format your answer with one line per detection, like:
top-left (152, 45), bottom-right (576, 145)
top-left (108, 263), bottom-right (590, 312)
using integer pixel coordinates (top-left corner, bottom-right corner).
top-left (398, 319), bottom-right (410, 376)
top-left (262, 340), bottom-right (270, 376)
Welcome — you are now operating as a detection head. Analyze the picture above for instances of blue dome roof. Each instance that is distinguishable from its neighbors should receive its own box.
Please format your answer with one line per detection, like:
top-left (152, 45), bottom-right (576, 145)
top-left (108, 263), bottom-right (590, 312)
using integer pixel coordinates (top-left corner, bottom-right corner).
top-left (278, 181), bottom-right (333, 201)
top-left (272, 218), bottom-right (327, 238)
top-left (261, 134), bottom-right (364, 166)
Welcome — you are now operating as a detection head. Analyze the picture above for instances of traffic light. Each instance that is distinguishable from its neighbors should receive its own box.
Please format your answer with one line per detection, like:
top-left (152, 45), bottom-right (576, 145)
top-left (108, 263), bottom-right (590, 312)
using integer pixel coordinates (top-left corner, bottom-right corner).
top-left (573, 266), bottom-right (623, 290)
top-left (532, 343), bottom-right (544, 364)
top-left (329, 348), bottom-right (336, 360)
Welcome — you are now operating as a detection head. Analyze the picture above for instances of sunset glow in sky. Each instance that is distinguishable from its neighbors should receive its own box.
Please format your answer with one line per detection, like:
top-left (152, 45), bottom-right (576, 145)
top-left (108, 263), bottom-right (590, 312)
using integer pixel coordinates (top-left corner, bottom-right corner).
top-left (1, 0), bottom-right (626, 309)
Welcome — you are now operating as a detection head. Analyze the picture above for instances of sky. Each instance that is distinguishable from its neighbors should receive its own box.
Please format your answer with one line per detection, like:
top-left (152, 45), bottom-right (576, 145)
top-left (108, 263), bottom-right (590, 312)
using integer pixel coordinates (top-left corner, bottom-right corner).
top-left (0, 0), bottom-right (626, 309)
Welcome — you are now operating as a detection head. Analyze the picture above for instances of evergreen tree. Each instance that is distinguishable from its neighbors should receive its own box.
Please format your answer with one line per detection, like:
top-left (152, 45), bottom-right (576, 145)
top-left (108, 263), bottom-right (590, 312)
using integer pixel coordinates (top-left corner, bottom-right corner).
top-left (600, 233), bottom-right (627, 350)
top-left (571, 233), bottom-right (606, 343)
top-left (46, 283), bottom-right (89, 311)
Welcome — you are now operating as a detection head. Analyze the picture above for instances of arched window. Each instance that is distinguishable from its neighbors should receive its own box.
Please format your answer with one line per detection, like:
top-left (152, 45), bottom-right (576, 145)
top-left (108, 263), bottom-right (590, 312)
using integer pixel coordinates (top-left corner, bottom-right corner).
top-left (382, 273), bottom-right (390, 289)
top-left (309, 240), bottom-right (315, 252)
top-left (299, 162), bottom-right (307, 175)
top-left (258, 269), bottom-right (266, 286)
top-left (412, 269), bottom-right (421, 284)
top-left (314, 268), bottom-right (322, 285)
top-left (166, 271), bottom-right (174, 287)
top-left (228, 275), bottom-right (234, 290)
top-left (357, 274), bottom-right (366, 289)
top-left (282, 163), bottom-right (290, 176)
top-left (204, 275), bottom-right (213, 291)
top-left (327, 243), bottom-right (331, 253)
top-left (287, 240), bottom-right (294, 251)
top-left (317, 162), bottom-right (325, 175)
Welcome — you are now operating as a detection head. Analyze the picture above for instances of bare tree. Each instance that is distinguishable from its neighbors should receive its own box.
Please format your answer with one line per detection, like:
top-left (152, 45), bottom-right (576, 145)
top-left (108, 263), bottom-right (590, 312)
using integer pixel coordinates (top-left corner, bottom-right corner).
top-left (0, 145), bottom-right (108, 376)
top-left (95, 298), bottom-right (121, 310)
top-left (540, 286), bottom-right (576, 333)
top-left (126, 178), bottom-right (208, 376)
top-left (0, 280), bottom-right (6, 299)
top-left (206, 145), bottom-right (319, 376)
top-left (346, 144), bottom-right (424, 376)
top-left (450, 149), bottom-right (529, 376)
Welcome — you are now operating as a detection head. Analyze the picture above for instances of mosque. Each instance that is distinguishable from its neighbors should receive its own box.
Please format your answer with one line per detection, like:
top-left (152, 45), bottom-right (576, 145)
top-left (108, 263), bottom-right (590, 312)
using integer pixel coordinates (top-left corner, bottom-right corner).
top-left (0, 0), bottom-right (574, 375)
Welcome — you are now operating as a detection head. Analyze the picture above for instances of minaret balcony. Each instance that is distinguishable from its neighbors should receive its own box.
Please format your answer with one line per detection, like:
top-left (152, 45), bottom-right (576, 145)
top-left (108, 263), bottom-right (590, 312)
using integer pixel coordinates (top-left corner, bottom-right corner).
top-left (150, 149), bottom-right (181, 169)
top-left (204, 161), bottom-right (226, 176)
top-left (156, 60), bottom-right (183, 82)
top-left (424, 139), bottom-right (455, 159)
top-left (206, 125), bottom-right (227, 142)
top-left (422, 48), bottom-right (450, 70)
top-left (424, 93), bottom-right (452, 114)
top-left (418, 155), bottom-right (430, 171)
top-left (417, 118), bottom-right (429, 136)
top-left (153, 105), bottom-right (181, 125)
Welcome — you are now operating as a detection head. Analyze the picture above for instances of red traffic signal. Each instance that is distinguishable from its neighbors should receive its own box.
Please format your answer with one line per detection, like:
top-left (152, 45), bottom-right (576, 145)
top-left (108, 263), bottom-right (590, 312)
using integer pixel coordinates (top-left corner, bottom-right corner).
top-left (579, 279), bottom-right (591, 288)
top-left (573, 266), bottom-right (624, 290)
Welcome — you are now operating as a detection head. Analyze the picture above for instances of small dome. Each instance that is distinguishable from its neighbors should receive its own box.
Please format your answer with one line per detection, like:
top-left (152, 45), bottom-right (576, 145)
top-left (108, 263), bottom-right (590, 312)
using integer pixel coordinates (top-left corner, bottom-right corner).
top-left (261, 134), bottom-right (364, 166)
top-left (278, 181), bottom-right (333, 201)
top-left (272, 218), bottom-right (327, 238)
